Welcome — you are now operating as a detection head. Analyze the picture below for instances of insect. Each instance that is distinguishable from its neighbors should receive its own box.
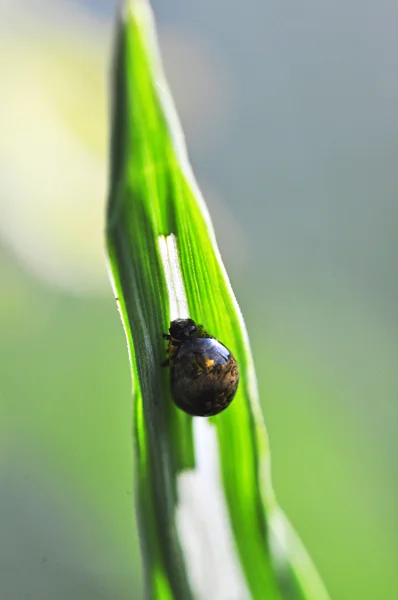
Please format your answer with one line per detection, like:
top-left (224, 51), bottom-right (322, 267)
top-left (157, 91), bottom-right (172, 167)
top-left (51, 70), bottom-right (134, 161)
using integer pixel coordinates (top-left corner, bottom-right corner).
top-left (162, 318), bottom-right (239, 417)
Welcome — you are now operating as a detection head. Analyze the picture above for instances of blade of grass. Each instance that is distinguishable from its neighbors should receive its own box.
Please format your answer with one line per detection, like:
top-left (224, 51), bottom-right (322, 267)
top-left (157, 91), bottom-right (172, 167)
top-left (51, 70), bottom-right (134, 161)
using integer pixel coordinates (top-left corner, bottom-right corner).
top-left (106, 1), bottom-right (331, 599)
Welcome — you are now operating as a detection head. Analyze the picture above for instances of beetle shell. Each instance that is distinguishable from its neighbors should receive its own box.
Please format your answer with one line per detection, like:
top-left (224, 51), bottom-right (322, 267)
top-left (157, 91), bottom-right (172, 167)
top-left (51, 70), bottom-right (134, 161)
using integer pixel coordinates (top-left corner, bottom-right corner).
top-left (164, 319), bottom-right (239, 417)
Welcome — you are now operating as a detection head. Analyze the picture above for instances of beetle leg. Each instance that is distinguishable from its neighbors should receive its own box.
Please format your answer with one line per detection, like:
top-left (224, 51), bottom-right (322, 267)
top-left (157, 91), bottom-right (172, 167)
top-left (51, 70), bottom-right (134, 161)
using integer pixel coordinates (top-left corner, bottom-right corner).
top-left (163, 333), bottom-right (171, 340)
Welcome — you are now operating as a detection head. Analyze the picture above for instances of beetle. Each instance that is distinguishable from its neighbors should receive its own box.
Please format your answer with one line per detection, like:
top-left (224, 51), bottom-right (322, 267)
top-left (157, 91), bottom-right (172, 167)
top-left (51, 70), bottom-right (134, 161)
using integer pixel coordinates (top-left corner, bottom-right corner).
top-left (163, 318), bottom-right (239, 417)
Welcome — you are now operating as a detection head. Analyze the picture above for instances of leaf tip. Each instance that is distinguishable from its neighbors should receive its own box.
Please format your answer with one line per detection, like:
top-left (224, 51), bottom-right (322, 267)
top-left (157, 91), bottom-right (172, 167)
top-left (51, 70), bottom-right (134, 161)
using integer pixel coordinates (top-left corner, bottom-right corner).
top-left (120, 0), bottom-right (151, 22)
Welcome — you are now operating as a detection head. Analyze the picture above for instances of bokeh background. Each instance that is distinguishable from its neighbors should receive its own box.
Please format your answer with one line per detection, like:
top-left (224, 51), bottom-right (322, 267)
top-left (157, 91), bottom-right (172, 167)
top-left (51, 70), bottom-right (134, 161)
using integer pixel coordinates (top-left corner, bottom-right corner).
top-left (1, 0), bottom-right (397, 598)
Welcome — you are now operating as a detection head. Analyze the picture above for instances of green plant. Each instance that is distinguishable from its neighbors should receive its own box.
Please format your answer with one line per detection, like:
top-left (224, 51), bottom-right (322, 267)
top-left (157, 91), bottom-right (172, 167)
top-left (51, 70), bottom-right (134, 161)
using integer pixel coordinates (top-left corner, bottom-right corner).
top-left (106, 1), bottom-right (331, 598)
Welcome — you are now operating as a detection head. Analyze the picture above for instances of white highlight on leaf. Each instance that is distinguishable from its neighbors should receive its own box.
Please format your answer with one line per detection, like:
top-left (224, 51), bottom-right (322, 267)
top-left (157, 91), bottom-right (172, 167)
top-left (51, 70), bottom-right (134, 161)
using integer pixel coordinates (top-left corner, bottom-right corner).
top-left (158, 233), bottom-right (189, 321)
top-left (158, 232), bottom-right (250, 599)
top-left (176, 420), bottom-right (250, 600)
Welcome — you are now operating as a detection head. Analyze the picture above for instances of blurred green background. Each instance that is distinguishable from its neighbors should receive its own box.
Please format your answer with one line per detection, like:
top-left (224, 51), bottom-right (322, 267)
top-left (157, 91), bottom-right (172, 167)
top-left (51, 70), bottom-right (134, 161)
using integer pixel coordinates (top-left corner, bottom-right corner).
top-left (1, 1), bottom-right (397, 599)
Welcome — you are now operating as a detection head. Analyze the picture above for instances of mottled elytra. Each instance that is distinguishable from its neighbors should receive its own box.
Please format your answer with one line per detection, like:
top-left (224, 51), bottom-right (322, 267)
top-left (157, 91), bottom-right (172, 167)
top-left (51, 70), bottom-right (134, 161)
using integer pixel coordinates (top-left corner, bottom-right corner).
top-left (162, 318), bottom-right (239, 417)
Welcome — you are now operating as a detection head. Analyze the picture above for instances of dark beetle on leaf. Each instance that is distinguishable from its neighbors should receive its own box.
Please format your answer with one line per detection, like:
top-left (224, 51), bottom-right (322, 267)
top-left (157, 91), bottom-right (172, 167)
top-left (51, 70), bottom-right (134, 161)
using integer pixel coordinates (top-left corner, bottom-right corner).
top-left (163, 318), bottom-right (239, 417)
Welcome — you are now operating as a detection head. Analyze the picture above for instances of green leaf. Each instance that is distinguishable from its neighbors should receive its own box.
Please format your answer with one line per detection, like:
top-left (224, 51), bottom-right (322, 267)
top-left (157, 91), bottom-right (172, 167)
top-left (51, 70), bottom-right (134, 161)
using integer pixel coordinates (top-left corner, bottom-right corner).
top-left (106, 1), bottom-right (331, 599)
